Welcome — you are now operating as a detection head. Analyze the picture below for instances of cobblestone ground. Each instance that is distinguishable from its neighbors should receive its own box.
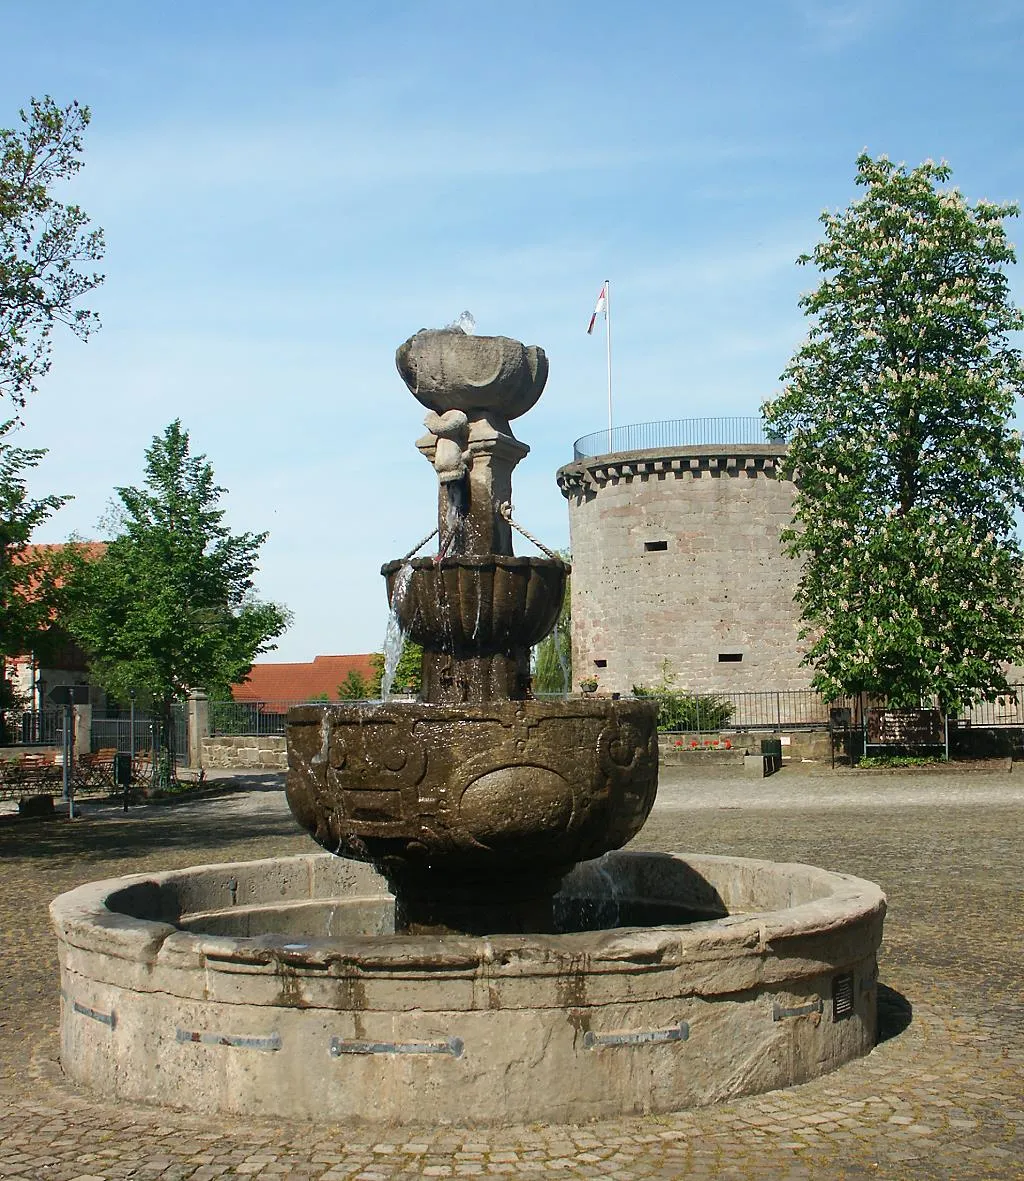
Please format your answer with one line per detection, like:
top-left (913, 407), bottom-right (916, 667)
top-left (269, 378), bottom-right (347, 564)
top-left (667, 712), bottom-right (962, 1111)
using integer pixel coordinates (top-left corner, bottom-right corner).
top-left (0, 768), bottom-right (1021, 1180)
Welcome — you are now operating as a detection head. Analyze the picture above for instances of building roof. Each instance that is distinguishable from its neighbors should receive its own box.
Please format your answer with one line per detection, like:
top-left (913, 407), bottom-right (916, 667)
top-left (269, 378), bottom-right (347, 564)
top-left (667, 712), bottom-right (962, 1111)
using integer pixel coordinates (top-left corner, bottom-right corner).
top-left (232, 654), bottom-right (380, 703)
top-left (14, 541), bottom-right (106, 595)
top-left (21, 542), bottom-right (107, 561)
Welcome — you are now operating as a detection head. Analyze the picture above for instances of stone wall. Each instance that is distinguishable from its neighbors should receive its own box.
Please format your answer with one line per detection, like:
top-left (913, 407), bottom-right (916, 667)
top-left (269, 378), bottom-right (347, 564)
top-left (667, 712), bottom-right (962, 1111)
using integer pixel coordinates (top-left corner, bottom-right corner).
top-left (659, 728), bottom-right (833, 765)
top-left (557, 444), bottom-right (808, 696)
top-left (201, 735), bottom-right (287, 770)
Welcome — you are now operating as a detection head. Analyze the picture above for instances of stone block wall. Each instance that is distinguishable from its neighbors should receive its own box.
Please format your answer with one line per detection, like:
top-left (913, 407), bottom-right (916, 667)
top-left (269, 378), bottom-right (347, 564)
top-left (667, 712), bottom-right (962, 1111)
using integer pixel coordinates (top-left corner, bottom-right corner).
top-left (658, 728), bottom-right (833, 764)
top-left (558, 444), bottom-right (809, 696)
top-left (201, 735), bottom-right (287, 770)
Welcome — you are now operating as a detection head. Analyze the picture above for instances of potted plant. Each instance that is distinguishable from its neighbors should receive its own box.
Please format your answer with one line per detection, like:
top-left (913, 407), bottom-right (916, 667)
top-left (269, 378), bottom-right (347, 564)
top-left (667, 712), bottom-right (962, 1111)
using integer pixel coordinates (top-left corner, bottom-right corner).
top-left (579, 676), bottom-right (598, 694)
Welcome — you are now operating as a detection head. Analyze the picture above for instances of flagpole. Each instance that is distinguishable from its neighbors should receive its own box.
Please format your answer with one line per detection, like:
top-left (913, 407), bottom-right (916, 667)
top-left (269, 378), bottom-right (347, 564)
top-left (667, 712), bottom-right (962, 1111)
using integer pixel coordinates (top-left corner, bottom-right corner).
top-left (604, 279), bottom-right (613, 451)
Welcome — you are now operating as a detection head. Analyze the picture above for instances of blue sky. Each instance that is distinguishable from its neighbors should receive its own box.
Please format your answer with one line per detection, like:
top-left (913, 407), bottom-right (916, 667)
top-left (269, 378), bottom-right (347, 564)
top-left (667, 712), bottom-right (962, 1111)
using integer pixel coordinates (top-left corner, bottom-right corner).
top-left (4, 0), bottom-right (1023, 662)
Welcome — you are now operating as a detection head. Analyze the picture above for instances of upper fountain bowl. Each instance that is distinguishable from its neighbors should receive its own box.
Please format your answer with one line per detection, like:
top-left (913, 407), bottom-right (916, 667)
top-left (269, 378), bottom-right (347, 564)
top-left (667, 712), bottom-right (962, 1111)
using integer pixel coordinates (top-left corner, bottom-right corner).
top-left (396, 329), bottom-right (548, 420)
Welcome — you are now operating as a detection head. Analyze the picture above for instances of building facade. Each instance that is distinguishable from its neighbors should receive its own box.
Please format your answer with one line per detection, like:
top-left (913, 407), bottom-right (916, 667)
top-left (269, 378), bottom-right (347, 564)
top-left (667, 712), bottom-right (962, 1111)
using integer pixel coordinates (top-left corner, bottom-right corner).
top-left (556, 419), bottom-right (809, 696)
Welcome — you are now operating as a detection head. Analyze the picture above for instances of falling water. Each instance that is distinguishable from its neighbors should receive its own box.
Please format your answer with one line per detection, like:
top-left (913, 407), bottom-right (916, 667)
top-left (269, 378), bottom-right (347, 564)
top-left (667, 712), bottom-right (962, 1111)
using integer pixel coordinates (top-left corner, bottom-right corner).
top-left (440, 478), bottom-right (468, 559)
top-left (554, 617), bottom-right (571, 696)
top-left (381, 562), bottom-right (414, 700)
top-left (552, 855), bottom-right (624, 932)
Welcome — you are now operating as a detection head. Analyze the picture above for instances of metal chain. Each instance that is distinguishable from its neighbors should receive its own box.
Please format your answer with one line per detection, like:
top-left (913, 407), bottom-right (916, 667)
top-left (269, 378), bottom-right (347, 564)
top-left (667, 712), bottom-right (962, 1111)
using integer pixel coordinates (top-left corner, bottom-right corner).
top-left (498, 502), bottom-right (563, 562)
top-left (399, 527), bottom-right (438, 563)
top-left (400, 512), bottom-right (563, 564)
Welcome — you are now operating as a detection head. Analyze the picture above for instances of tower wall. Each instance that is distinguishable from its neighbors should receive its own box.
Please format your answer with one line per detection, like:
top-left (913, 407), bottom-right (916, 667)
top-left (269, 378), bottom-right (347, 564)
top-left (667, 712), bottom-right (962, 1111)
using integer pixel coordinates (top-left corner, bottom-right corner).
top-left (556, 444), bottom-right (808, 695)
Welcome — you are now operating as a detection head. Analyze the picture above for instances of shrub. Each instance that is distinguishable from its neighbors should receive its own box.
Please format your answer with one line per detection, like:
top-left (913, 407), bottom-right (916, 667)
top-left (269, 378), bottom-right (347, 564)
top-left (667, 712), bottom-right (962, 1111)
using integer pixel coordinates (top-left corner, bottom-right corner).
top-left (631, 685), bottom-right (734, 732)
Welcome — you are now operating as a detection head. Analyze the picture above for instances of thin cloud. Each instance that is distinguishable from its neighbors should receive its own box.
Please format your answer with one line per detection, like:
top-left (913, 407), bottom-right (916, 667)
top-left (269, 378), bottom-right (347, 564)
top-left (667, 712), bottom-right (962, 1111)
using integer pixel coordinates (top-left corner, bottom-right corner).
top-left (788, 0), bottom-right (892, 50)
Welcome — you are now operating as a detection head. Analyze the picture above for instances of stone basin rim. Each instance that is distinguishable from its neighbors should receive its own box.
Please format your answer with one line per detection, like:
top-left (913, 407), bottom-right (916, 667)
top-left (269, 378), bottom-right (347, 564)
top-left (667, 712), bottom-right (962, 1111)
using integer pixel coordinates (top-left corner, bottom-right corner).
top-left (51, 850), bottom-right (887, 975)
top-left (285, 696), bottom-right (653, 722)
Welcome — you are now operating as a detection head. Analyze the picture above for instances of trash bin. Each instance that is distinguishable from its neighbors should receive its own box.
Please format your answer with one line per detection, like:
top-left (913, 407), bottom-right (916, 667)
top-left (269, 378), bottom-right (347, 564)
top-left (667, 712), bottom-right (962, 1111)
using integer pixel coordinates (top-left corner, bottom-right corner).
top-left (113, 753), bottom-right (132, 787)
top-left (760, 738), bottom-right (782, 776)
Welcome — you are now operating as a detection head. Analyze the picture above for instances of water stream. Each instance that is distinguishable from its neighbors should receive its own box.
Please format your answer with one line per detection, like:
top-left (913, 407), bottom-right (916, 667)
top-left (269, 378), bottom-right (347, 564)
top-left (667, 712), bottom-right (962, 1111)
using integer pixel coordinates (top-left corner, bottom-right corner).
top-left (381, 562), bottom-right (414, 700)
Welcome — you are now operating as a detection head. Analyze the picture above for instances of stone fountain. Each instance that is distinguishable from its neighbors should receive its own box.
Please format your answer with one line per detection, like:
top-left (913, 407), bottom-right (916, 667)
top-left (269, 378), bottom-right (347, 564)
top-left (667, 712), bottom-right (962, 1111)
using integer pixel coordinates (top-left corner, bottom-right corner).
top-left (50, 327), bottom-right (886, 1126)
top-left (286, 328), bottom-right (659, 936)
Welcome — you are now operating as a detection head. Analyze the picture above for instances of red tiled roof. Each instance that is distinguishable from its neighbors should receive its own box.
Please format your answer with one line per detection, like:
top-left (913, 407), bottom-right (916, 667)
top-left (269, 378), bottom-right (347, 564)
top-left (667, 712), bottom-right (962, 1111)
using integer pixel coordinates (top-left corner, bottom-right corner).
top-left (232, 654), bottom-right (379, 703)
top-left (22, 542), bottom-right (107, 562)
top-left (15, 541), bottom-right (106, 596)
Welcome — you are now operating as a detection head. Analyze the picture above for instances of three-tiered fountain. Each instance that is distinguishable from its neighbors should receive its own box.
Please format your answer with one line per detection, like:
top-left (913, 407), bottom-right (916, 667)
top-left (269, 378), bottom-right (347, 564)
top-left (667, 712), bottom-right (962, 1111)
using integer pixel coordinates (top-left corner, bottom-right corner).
top-left (286, 328), bottom-right (659, 936)
top-left (50, 327), bottom-right (885, 1126)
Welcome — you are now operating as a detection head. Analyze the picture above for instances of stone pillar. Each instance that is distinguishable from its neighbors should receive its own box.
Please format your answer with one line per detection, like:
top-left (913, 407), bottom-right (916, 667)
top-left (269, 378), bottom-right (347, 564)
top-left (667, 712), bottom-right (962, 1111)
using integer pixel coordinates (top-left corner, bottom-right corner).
top-left (187, 689), bottom-right (210, 769)
top-left (73, 703), bottom-right (92, 757)
top-left (464, 415), bottom-right (529, 556)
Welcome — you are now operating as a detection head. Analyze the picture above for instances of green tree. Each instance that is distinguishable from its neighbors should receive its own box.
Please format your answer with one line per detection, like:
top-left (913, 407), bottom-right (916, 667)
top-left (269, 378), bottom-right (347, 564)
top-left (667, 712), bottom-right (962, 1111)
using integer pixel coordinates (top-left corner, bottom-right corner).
top-left (1, 97), bottom-right (104, 408)
top-left (531, 555), bottom-right (571, 694)
top-left (68, 421), bottom-right (291, 748)
top-left (763, 154), bottom-right (1024, 708)
top-left (370, 640), bottom-right (422, 696)
top-left (0, 420), bottom-right (74, 725)
top-left (337, 670), bottom-right (373, 700)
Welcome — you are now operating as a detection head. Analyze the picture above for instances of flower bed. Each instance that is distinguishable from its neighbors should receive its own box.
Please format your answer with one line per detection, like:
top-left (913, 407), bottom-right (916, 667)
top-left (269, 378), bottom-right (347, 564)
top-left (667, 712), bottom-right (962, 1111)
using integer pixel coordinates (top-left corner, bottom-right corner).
top-left (671, 737), bottom-right (733, 751)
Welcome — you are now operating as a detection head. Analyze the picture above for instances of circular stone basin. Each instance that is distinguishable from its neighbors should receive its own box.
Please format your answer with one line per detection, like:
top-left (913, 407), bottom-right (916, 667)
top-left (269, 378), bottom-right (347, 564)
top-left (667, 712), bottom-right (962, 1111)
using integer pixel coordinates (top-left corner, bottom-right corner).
top-left (51, 851), bottom-right (885, 1126)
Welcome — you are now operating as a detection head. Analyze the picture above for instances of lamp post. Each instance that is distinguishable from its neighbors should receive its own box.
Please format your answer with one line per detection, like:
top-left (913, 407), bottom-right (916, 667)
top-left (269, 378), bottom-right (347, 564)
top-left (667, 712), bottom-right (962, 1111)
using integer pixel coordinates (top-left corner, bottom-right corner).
top-left (126, 689), bottom-right (137, 812)
top-left (129, 689), bottom-right (136, 766)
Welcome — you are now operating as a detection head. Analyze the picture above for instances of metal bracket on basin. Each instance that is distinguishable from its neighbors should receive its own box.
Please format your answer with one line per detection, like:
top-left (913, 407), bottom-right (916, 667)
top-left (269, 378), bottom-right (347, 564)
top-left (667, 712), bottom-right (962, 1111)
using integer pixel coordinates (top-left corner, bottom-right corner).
top-left (583, 1020), bottom-right (689, 1049)
top-left (772, 998), bottom-right (824, 1021)
top-left (175, 1028), bottom-right (282, 1052)
top-left (329, 1035), bottom-right (464, 1058)
top-left (71, 1000), bottom-right (116, 1029)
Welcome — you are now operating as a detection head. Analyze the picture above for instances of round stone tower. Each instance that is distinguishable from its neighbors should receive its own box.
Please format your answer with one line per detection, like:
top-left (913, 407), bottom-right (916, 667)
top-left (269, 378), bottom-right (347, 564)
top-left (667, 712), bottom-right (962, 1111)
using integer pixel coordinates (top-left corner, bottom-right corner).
top-left (556, 418), bottom-right (808, 696)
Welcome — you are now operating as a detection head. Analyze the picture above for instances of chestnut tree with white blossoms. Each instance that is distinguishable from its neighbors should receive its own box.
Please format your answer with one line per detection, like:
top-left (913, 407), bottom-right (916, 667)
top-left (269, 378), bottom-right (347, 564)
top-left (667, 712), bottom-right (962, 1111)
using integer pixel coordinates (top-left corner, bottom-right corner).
top-left (762, 154), bottom-right (1024, 709)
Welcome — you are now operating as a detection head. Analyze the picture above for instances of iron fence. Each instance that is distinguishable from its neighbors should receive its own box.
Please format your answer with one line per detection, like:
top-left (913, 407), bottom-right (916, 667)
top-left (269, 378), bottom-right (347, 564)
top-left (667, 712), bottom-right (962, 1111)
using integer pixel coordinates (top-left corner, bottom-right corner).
top-left (200, 686), bottom-right (1024, 739)
top-left (639, 688), bottom-right (844, 733)
top-left (714, 690), bottom-right (835, 730)
top-left (0, 708), bottom-right (62, 746)
top-left (959, 688), bottom-right (1023, 728)
top-left (572, 417), bottom-right (785, 461)
top-left (91, 706), bottom-right (189, 762)
top-left (211, 700), bottom-right (296, 737)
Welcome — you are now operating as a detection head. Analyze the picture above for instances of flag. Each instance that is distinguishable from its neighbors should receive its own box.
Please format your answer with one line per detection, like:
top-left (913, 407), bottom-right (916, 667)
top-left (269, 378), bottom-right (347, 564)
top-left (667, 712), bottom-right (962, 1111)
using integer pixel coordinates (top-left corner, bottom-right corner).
top-left (587, 281), bottom-right (608, 334)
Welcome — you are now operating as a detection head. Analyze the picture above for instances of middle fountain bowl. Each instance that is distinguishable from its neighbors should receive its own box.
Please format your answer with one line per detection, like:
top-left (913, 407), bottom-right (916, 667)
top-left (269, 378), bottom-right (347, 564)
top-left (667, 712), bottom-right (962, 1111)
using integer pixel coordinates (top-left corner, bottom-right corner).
top-left (382, 555), bottom-right (567, 651)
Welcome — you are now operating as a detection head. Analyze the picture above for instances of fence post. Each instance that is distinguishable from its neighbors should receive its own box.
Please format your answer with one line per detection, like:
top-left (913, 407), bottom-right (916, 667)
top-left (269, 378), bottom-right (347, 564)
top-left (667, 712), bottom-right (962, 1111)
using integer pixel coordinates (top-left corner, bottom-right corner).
top-left (188, 689), bottom-right (209, 769)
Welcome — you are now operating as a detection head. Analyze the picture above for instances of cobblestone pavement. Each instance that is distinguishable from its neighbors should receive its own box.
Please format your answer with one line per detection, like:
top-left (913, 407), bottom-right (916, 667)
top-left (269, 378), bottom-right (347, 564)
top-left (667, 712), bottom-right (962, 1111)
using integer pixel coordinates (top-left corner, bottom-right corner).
top-left (0, 769), bottom-right (1021, 1180)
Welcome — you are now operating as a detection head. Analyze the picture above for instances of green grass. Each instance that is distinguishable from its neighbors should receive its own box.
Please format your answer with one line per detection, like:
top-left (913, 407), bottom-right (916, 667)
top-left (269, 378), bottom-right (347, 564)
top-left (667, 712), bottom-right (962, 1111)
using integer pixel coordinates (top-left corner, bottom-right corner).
top-left (857, 754), bottom-right (945, 768)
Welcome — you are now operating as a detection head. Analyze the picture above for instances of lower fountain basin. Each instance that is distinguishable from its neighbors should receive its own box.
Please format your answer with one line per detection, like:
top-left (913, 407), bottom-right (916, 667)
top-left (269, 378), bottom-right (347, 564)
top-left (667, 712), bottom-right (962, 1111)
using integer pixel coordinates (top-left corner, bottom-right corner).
top-left (286, 697), bottom-right (659, 932)
top-left (51, 850), bottom-right (885, 1126)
